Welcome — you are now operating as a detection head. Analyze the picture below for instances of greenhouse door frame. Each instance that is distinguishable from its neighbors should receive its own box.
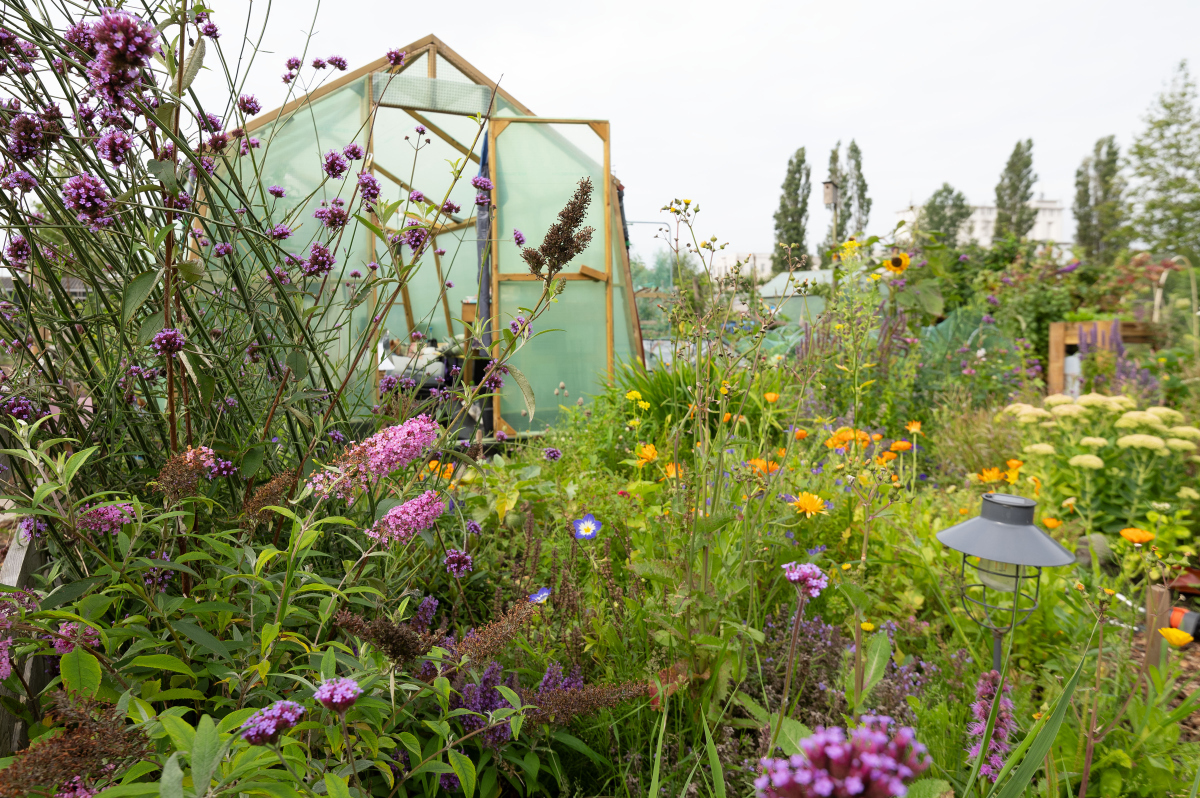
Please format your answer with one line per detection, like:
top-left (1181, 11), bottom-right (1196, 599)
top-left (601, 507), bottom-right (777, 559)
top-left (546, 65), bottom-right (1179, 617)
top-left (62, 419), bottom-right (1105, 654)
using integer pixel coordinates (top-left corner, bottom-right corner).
top-left (487, 117), bottom-right (615, 434)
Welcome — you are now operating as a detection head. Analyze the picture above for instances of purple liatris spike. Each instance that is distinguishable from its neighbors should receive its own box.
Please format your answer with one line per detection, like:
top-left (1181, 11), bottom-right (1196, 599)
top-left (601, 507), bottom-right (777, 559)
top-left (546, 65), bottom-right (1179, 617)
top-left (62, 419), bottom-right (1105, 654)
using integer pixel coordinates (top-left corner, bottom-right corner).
top-left (314, 676), bottom-right (362, 713)
top-left (967, 670), bottom-right (1014, 781)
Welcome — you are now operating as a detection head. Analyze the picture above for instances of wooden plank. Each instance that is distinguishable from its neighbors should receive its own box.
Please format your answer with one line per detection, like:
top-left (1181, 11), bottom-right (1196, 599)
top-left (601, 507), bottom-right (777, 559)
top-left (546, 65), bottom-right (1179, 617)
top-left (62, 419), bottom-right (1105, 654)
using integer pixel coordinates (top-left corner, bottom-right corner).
top-left (492, 119), bottom-right (511, 139)
top-left (243, 37), bottom-right (436, 134)
top-left (1144, 585), bottom-right (1171, 681)
top-left (588, 121), bottom-right (610, 140)
top-left (0, 531), bottom-right (45, 756)
top-left (579, 264), bottom-right (608, 282)
top-left (1047, 322), bottom-right (1065, 395)
top-left (497, 272), bottom-right (599, 282)
top-left (427, 36), bottom-right (534, 116)
top-left (404, 109), bottom-right (481, 163)
top-left (400, 283), bottom-right (415, 333)
top-left (615, 184), bottom-right (645, 366)
top-left (499, 117), bottom-right (608, 126)
top-left (428, 44), bottom-right (437, 78)
top-left (603, 130), bottom-right (613, 379)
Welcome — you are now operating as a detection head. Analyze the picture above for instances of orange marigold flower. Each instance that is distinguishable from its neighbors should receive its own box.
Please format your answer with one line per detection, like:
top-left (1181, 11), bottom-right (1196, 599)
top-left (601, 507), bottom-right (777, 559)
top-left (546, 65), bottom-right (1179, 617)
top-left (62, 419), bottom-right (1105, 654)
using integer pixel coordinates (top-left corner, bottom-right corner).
top-left (880, 451), bottom-right (898, 462)
top-left (764, 392), bottom-right (779, 404)
top-left (663, 462), bottom-right (681, 479)
top-left (905, 420), bottom-right (922, 434)
top-left (777, 448), bottom-right (787, 458)
top-left (1042, 517), bottom-right (1062, 530)
top-left (747, 458), bottom-right (780, 475)
top-left (1006, 459), bottom-right (1024, 470)
top-left (978, 467), bottom-right (1004, 483)
top-left (723, 412), bottom-right (732, 423)
top-left (794, 429), bottom-right (809, 441)
top-left (959, 508), bottom-right (969, 515)
top-left (636, 443), bottom-right (658, 467)
top-left (890, 440), bottom-right (912, 452)
top-left (872, 434), bottom-right (883, 442)
top-left (1120, 527), bottom-right (1155, 545)
top-left (790, 492), bottom-right (828, 518)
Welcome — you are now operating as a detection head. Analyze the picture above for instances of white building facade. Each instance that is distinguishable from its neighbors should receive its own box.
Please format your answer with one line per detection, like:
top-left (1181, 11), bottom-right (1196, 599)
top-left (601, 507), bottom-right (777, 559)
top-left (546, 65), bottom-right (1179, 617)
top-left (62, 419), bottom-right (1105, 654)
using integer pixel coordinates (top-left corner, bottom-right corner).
top-left (895, 195), bottom-right (1067, 248)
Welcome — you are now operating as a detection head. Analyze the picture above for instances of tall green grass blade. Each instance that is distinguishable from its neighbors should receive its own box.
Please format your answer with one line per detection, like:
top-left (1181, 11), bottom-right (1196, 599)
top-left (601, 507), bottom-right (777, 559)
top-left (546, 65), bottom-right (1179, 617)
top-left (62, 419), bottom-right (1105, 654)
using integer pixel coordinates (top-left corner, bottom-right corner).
top-left (647, 694), bottom-right (669, 798)
top-left (700, 709), bottom-right (727, 798)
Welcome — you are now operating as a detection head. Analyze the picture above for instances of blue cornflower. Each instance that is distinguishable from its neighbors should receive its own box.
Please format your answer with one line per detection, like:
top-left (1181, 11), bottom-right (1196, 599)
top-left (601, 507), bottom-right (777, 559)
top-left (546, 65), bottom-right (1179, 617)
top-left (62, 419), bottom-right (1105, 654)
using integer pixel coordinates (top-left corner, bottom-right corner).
top-left (807, 544), bottom-right (827, 556)
top-left (529, 587), bottom-right (551, 604)
top-left (573, 514), bottom-right (601, 540)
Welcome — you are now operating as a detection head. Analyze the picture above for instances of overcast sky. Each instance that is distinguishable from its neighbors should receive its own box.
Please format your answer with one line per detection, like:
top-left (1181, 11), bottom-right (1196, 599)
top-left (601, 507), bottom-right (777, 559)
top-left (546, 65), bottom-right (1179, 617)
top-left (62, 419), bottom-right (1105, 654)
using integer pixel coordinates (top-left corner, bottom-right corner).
top-left (199, 0), bottom-right (1200, 262)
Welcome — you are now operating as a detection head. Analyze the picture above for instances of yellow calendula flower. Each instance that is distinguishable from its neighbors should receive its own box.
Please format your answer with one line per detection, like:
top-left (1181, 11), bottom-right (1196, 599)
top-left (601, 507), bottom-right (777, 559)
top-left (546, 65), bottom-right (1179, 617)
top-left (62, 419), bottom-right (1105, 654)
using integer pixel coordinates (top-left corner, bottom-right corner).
top-left (791, 492), bottom-right (827, 518)
top-left (841, 562), bottom-right (853, 570)
top-left (1120, 527), bottom-right (1154, 545)
top-left (978, 467), bottom-right (1004, 483)
top-left (635, 443), bottom-right (658, 467)
top-left (1042, 517), bottom-right (1062, 530)
top-left (860, 622), bottom-right (875, 632)
top-left (638, 400), bottom-right (650, 411)
top-left (625, 390), bottom-right (642, 401)
top-left (663, 462), bottom-right (681, 479)
top-left (1103, 588), bottom-right (1115, 596)
top-left (905, 420), bottom-right (923, 434)
top-left (765, 392), bottom-right (780, 404)
top-left (1159, 627), bottom-right (1194, 647)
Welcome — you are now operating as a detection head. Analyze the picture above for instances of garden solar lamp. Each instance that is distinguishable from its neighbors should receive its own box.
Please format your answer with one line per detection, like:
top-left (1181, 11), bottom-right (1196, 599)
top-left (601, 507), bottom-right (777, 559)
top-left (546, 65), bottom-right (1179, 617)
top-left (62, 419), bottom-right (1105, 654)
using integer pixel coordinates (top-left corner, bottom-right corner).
top-left (937, 493), bottom-right (1074, 670)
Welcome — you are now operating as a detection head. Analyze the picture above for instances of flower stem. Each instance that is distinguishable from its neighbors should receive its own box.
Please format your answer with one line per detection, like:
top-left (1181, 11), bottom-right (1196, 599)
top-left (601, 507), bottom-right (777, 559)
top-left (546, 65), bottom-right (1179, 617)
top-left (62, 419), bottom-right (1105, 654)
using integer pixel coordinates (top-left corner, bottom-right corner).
top-left (340, 712), bottom-right (364, 795)
top-left (769, 588), bottom-right (806, 752)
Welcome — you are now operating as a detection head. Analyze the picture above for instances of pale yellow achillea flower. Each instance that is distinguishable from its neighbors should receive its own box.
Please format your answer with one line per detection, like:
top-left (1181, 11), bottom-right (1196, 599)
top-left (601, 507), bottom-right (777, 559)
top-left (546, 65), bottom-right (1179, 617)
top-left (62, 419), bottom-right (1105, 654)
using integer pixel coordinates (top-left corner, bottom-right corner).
top-left (1044, 394), bottom-right (1075, 407)
top-left (1169, 425), bottom-right (1200, 442)
top-left (1117, 434), bottom-right (1165, 450)
top-left (1024, 443), bottom-right (1056, 455)
top-left (1115, 410), bottom-right (1166, 430)
top-left (1076, 393), bottom-right (1114, 408)
top-left (1002, 402), bottom-right (1034, 416)
top-left (1080, 436), bottom-right (1108, 448)
top-left (1051, 403), bottom-right (1087, 418)
top-left (1110, 395), bottom-right (1138, 410)
top-left (1068, 454), bottom-right (1105, 470)
top-left (1167, 438), bottom-right (1197, 452)
top-left (1177, 486), bottom-right (1200, 501)
top-left (1147, 406), bottom-right (1185, 425)
top-left (1017, 408), bottom-right (1053, 424)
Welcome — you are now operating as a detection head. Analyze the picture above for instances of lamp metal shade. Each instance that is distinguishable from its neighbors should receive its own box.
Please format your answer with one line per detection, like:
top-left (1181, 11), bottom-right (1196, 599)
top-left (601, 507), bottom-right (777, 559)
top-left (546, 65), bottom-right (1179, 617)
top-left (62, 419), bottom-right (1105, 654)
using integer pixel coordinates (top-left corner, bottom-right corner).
top-left (936, 492), bottom-right (1074, 567)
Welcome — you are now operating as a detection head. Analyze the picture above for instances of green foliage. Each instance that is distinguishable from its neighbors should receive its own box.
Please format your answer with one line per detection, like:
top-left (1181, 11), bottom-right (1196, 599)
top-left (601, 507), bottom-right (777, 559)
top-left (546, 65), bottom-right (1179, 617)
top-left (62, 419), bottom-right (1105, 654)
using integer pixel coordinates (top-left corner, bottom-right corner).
top-left (994, 139), bottom-right (1038, 239)
top-left (1074, 135), bottom-right (1130, 266)
top-left (772, 147), bottom-right (814, 273)
top-left (847, 139), bottom-right (872, 238)
top-left (921, 183), bottom-right (972, 247)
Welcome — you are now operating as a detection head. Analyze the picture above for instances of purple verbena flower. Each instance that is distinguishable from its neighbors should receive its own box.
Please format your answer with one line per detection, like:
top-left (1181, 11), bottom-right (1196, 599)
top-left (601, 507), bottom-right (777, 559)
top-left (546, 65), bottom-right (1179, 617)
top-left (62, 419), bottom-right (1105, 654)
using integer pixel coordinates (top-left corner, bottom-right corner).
top-left (240, 700), bottom-right (305, 746)
top-left (357, 172), bottom-right (380, 204)
top-left (322, 150), bottom-right (348, 179)
top-left (151, 327), bottom-right (185, 357)
top-left (470, 175), bottom-right (493, 191)
top-left (409, 190), bottom-right (424, 203)
top-left (0, 169), bottom-right (37, 193)
top-left (286, 56), bottom-right (302, 70)
top-left (386, 49), bottom-right (406, 67)
top-left (328, 55), bottom-right (348, 71)
top-left (466, 520), bottom-right (482, 535)
top-left (95, 127), bottom-right (133, 166)
top-left (543, 447), bottom-right (562, 462)
top-left (313, 198), bottom-right (348, 229)
top-left (213, 242), bottom-right (233, 257)
top-left (513, 229), bottom-right (526, 247)
top-left (199, 22), bottom-right (219, 39)
top-left (442, 200), bottom-right (461, 215)
top-left (314, 677), bottom-right (362, 713)
top-left (269, 223), bottom-right (292, 240)
top-left (303, 242), bottom-right (336, 277)
top-left (311, 58), bottom-right (327, 70)
top-left (61, 173), bottom-right (113, 229)
top-left (342, 142), bottom-right (364, 161)
top-left (474, 192), bottom-right (490, 207)
top-left (782, 561), bottom-right (828, 598)
top-left (238, 94), bottom-right (261, 115)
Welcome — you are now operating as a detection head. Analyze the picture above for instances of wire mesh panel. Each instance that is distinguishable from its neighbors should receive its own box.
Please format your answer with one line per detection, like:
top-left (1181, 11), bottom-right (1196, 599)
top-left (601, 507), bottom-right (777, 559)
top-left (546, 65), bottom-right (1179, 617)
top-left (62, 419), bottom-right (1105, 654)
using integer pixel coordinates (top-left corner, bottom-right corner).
top-left (373, 73), bottom-right (492, 116)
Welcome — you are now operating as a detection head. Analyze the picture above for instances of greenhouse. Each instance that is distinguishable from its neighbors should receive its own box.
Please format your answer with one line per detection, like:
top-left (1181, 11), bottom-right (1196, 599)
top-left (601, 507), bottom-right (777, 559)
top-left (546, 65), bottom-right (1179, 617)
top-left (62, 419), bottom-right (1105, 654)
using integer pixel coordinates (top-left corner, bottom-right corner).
top-left (241, 34), bottom-right (643, 434)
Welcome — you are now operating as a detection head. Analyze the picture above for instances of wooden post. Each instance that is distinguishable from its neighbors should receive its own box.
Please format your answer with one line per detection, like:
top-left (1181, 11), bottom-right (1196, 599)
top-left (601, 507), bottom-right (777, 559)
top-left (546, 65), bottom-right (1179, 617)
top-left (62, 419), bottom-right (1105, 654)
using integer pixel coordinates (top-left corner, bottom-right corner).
top-left (599, 123), bottom-right (614, 379)
top-left (0, 530), bottom-right (45, 756)
top-left (1047, 321), bottom-right (1065, 395)
top-left (488, 120), bottom-right (502, 432)
top-left (1144, 585), bottom-right (1171, 677)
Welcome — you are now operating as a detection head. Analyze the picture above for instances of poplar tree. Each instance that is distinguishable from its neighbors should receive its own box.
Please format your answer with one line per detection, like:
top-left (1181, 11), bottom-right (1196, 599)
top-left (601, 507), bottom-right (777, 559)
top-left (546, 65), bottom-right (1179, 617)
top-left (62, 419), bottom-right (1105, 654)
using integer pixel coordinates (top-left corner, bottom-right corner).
top-left (994, 139), bottom-right (1037, 239)
top-left (820, 142), bottom-right (850, 266)
top-left (921, 183), bottom-right (972, 245)
top-left (1073, 135), bottom-right (1128, 265)
top-left (771, 147), bottom-right (812, 273)
top-left (846, 140), bottom-right (871, 237)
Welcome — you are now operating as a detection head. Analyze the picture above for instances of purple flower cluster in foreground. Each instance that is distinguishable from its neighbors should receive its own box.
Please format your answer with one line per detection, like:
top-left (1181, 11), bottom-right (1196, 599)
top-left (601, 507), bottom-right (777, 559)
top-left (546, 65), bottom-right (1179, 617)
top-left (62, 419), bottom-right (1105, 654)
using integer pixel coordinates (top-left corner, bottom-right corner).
top-left (358, 172), bottom-right (381, 204)
top-left (54, 621), bottom-right (100, 655)
top-left (412, 596), bottom-right (438, 629)
top-left (443, 548), bottom-right (473, 577)
top-left (151, 327), bottom-right (185, 357)
top-left (755, 716), bottom-right (929, 798)
top-left (308, 415), bottom-right (441, 501)
top-left (62, 173), bottom-right (113, 230)
top-left (782, 561), bottom-right (828, 598)
top-left (238, 94), bottom-right (261, 115)
top-left (315, 677), bottom-right (362, 714)
top-left (369, 490), bottom-right (446, 545)
top-left (967, 670), bottom-right (1014, 781)
top-left (96, 127), bottom-right (133, 166)
top-left (543, 447), bottom-right (562, 462)
top-left (322, 149), bottom-right (348, 179)
top-left (241, 700), bottom-right (305, 746)
top-left (451, 661), bottom-right (515, 749)
top-left (17, 516), bottom-right (46, 543)
top-left (304, 242), bottom-right (336, 277)
top-left (78, 503), bottom-right (134, 536)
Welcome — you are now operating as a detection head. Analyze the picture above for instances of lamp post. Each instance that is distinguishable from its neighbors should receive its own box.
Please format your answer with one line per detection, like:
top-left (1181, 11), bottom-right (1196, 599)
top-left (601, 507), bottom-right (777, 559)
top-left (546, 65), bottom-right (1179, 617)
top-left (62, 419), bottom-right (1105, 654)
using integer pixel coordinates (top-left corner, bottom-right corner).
top-left (937, 492), bottom-right (1074, 671)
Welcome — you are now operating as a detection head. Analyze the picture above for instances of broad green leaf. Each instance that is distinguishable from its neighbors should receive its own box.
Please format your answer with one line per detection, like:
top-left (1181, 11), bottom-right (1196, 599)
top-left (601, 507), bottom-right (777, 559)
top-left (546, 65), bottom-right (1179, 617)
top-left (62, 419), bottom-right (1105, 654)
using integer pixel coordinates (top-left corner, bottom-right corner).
top-left (179, 36), bottom-right (205, 93)
top-left (859, 632), bottom-right (892, 705)
top-left (906, 779), bottom-right (954, 798)
top-left (176, 258), bottom-right (205, 284)
top-left (448, 749), bottom-right (477, 798)
top-left (190, 715), bottom-right (224, 792)
top-left (154, 102), bottom-right (177, 130)
top-left (398, 732), bottom-right (422, 763)
top-left (287, 350), bottom-right (308, 379)
top-left (129, 654), bottom-right (195, 679)
top-left (173, 620), bottom-right (230, 661)
top-left (42, 576), bottom-right (106, 610)
top-left (60, 648), bottom-right (102, 698)
top-left (550, 731), bottom-right (607, 766)
top-left (241, 447), bottom-right (265, 480)
top-left (507, 365), bottom-right (535, 421)
top-left (159, 753), bottom-right (184, 798)
top-left (732, 692), bottom-right (771, 724)
top-left (122, 271), bottom-right (159, 324)
top-left (62, 446), bottom-right (98, 488)
top-left (774, 717), bottom-right (812, 757)
top-left (321, 646), bottom-right (337, 679)
top-left (647, 691), bottom-right (670, 798)
top-left (159, 715), bottom-right (195, 752)
top-left (145, 159), bottom-right (179, 195)
top-left (261, 622), bottom-right (280, 658)
top-left (323, 774), bottom-right (351, 798)
top-left (137, 314), bottom-right (165, 347)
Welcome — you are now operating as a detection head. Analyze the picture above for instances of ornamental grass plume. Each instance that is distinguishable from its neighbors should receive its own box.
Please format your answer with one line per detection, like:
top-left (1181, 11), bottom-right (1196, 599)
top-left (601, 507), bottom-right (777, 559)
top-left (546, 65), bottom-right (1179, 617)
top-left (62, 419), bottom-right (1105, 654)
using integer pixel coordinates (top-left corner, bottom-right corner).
top-left (519, 178), bottom-right (595, 281)
top-left (755, 715), bottom-right (929, 798)
top-left (967, 670), bottom-right (1015, 781)
top-left (0, 692), bottom-right (153, 798)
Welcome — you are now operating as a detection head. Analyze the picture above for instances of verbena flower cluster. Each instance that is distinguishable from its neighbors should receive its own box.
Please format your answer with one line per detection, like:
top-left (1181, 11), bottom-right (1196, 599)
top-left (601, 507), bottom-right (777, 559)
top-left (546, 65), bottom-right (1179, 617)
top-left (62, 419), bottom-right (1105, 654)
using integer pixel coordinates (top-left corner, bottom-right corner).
top-left (78, 503), bottom-right (134, 536)
top-left (443, 548), bottom-right (473, 577)
top-left (783, 561), bottom-right (828, 598)
top-left (240, 700), bottom-right (305, 746)
top-left (755, 716), bottom-right (929, 798)
top-left (314, 677), bottom-right (362, 714)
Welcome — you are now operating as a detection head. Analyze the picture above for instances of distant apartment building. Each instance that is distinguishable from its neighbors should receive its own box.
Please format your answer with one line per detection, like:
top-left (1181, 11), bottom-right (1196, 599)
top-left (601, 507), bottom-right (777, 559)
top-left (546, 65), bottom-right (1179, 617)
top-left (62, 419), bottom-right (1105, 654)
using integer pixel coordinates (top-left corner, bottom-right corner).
top-left (709, 252), bottom-right (774, 282)
top-left (895, 195), bottom-right (1067, 247)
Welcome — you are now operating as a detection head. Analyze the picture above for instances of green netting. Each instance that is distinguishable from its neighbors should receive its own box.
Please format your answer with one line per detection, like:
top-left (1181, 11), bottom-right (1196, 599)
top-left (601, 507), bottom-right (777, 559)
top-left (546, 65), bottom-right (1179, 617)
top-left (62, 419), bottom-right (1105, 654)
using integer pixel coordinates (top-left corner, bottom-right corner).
top-left (373, 73), bottom-right (492, 116)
